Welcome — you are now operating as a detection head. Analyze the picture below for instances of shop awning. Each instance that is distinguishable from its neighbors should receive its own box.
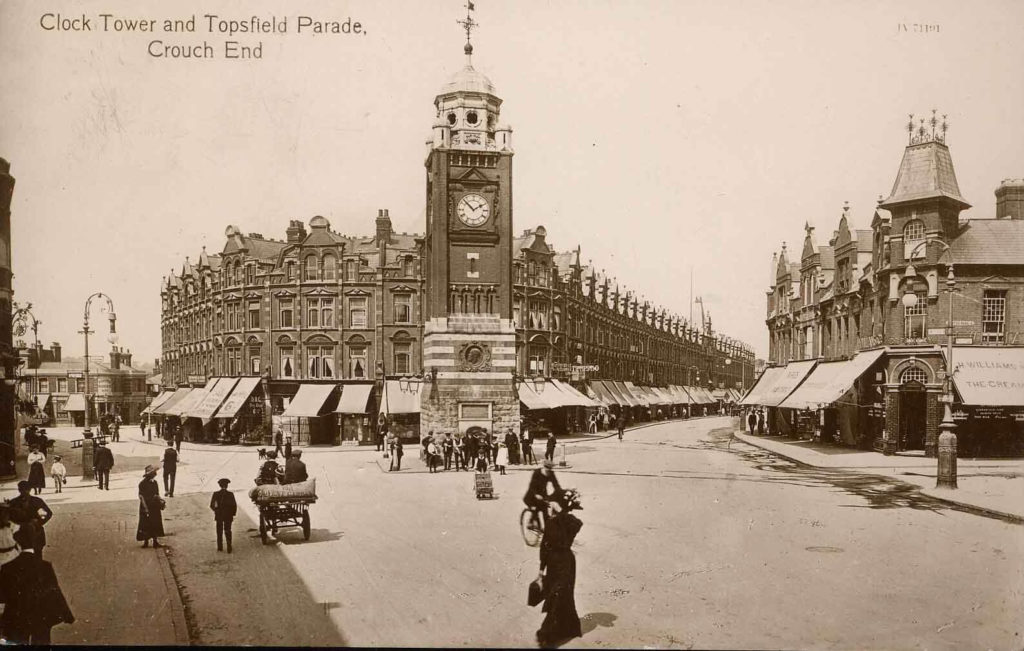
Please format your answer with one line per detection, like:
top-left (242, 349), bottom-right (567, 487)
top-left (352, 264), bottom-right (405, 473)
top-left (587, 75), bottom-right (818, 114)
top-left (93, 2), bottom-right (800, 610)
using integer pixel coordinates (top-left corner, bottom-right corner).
top-left (35, 394), bottom-right (51, 410)
top-left (760, 360), bottom-right (817, 407)
top-left (588, 381), bottom-right (619, 406)
top-left (335, 383), bottom-right (373, 414)
top-left (192, 378), bottom-right (240, 420)
top-left (518, 381), bottom-right (558, 410)
top-left (642, 386), bottom-right (669, 406)
top-left (153, 388), bottom-right (193, 415)
top-left (214, 377), bottom-right (262, 419)
top-left (623, 382), bottom-right (652, 407)
top-left (551, 379), bottom-right (601, 407)
top-left (165, 379), bottom-right (218, 417)
top-left (142, 390), bottom-right (175, 415)
top-left (64, 394), bottom-right (86, 412)
top-left (670, 385), bottom-right (692, 404)
top-left (282, 383), bottom-right (338, 417)
top-left (780, 349), bottom-right (885, 410)
top-left (383, 379), bottom-right (425, 415)
top-left (949, 346), bottom-right (1024, 406)
top-left (740, 367), bottom-right (786, 406)
top-left (654, 387), bottom-right (678, 404)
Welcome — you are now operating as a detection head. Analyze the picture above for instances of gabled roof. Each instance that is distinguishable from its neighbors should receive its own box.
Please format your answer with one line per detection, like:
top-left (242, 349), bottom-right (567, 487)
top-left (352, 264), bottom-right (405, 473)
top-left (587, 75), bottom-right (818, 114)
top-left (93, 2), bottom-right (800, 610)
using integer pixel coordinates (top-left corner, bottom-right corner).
top-left (879, 141), bottom-right (970, 209)
top-left (952, 219), bottom-right (1024, 265)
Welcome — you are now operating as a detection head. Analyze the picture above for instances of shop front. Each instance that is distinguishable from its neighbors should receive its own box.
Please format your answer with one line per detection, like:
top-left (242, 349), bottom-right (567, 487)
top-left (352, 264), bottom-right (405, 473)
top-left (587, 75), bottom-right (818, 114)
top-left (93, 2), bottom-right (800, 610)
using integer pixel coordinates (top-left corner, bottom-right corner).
top-left (949, 346), bottom-right (1024, 457)
top-left (757, 360), bottom-right (817, 436)
top-left (213, 377), bottom-right (266, 445)
top-left (335, 383), bottom-right (374, 444)
top-left (280, 383), bottom-right (340, 445)
top-left (191, 377), bottom-right (240, 443)
top-left (381, 379), bottom-right (424, 442)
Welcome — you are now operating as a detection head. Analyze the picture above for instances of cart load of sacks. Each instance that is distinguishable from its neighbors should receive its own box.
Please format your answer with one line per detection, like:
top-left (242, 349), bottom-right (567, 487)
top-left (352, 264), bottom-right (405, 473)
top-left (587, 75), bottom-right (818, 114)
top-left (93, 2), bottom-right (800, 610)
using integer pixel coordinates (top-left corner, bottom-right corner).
top-left (248, 479), bottom-right (317, 504)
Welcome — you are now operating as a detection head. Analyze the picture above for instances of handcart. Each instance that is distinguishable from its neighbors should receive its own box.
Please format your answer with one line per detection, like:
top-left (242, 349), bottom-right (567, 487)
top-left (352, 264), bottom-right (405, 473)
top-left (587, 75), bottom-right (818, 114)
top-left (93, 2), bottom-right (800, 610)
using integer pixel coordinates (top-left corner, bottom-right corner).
top-left (248, 479), bottom-right (317, 544)
top-left (474, 470), bottom-right (494, 500)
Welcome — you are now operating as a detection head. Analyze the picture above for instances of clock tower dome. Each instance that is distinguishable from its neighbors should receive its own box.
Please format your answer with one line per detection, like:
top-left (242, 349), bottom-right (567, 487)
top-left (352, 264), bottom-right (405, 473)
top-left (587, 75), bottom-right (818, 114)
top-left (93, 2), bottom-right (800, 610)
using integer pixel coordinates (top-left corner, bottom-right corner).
top-left (420, 5), bottom-right (520, 437)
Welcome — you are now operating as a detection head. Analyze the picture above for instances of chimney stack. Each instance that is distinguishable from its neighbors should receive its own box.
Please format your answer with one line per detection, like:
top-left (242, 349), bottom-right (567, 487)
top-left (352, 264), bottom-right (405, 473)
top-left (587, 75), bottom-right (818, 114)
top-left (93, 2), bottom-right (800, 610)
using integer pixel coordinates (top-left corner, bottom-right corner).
top-left (995, 179), bottom-right (1024, 220)
top-left (109, 347), bottom-right (121, 370)
top-left (51, 342), bottom-right (61, 363)
top-left (285, 220), bottom-right (307, 243)
top-left (376, 209), bottom-right (392, 266)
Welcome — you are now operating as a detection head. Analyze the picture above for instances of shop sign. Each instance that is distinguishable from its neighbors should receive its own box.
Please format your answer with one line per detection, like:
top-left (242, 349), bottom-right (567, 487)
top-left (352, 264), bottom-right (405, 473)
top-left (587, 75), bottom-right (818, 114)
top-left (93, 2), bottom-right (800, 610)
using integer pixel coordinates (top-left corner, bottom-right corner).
top-left (1014, 413), bottom-right (1024, 422)
top-left (68, 372), bottom-right (83, 379)
top-left (868, 402), bottom-right (885, 418)
top-left (955, 337), bottom-right (974, 345)
top-left (927, 328), bottom-right (947, 336)
top-left (187, 374), bottom-right (206, 385)
top-left (551, 363), bottom-right (599, 373)
top-left (973, 406), bottom-right (1009, 419)
top-left (951, 409), bottom-right (969, 421)
top-left (952, 320), bottom-right (975, 326)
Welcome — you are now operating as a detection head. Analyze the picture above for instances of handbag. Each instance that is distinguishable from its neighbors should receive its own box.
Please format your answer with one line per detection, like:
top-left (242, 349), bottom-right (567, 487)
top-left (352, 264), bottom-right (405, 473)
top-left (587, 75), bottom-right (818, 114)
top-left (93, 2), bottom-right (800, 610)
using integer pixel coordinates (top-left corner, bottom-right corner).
top-left (528, 573), bottom-right (545, 607)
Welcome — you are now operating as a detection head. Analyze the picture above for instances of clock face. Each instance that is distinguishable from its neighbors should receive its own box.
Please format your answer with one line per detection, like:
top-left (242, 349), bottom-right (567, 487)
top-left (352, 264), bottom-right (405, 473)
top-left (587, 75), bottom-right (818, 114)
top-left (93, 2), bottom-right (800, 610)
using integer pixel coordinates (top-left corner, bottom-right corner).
top-left (457, 193), bottom-right (490, 227)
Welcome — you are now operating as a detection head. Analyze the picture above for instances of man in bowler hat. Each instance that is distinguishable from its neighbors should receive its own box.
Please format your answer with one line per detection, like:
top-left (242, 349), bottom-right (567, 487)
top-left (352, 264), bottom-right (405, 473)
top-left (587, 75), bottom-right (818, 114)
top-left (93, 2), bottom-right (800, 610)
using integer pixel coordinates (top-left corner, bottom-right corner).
top-left (93, 439), bottom-right (115, 490)
top-left (209, 478), bottom-right (237, 553)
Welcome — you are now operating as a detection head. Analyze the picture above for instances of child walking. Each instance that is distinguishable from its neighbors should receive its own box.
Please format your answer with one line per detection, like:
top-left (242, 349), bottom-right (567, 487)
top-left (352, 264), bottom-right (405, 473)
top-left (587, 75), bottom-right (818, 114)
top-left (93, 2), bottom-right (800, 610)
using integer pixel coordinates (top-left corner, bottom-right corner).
top-left (495, 443), bottom-right (508, 475)
top-left (51, 455), bottom-right (67, 493)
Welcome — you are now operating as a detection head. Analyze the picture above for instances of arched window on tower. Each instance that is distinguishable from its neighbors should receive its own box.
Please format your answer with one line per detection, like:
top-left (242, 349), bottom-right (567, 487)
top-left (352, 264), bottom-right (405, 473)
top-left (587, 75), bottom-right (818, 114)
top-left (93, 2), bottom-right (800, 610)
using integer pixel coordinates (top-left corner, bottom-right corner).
top-left (305, 256), bottom-right (317, 281)
top-left (903, 220), bottom-right (926, 260)
top-left (322, 254), bottom-right (336, 281)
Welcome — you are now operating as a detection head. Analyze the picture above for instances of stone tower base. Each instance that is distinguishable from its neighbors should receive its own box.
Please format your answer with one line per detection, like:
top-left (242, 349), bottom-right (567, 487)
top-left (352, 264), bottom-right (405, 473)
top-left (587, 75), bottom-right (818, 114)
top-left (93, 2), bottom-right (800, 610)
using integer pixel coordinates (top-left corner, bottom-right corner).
top-left (420, 315), bottom-right (520, 437)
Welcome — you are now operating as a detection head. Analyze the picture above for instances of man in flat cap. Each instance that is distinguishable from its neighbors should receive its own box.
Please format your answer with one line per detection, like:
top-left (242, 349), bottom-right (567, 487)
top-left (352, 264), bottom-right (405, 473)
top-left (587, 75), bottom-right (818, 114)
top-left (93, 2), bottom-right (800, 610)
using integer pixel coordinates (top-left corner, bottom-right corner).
top-left (209, 478), bottom-right (237, 553)
top-left (283, 449), bottom-right (308, 485)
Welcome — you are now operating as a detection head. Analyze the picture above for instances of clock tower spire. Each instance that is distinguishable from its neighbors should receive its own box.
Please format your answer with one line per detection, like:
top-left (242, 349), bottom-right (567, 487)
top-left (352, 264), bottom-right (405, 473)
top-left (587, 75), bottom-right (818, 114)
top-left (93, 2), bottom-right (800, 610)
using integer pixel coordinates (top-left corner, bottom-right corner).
top-left (420, 2), bottom-right (520, 439)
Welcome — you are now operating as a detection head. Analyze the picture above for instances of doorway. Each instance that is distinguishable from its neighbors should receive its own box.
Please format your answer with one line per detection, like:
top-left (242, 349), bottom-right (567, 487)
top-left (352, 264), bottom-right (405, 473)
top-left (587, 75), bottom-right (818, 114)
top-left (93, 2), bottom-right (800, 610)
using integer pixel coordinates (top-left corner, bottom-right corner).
top-left (898, 383), bottom-right (926, 450)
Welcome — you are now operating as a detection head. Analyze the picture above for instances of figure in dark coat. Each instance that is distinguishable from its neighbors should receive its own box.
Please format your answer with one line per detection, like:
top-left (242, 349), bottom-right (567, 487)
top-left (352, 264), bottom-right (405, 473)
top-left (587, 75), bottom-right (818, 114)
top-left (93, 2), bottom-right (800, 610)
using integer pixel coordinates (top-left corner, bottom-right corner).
top-left (536, 501), bottom-right (583, 648)
top-left (390, 438), bottom-right (403, 471)
top-left (505, 430), bottom-right (520, 465)
top-left (747, 410), bottom-right (757, 435)
top-left (9, 482), bottom-right (53, 559)
top-left (163, 441), bottom-right (178, 497)
top-left (93, 440), bottom-right (115, 490)
top-left (0, 526), bottom-right (74, 644)
top-left (545, 432), bottom-right (558, 462)
top-left (136, 465), bottom-right (165, 547)
top-left (757, 409), bottom-right (766, 435)
top-left (209, 478), bottom-right (237, 553)
top-left (283, 450), bottom-right (308, 484)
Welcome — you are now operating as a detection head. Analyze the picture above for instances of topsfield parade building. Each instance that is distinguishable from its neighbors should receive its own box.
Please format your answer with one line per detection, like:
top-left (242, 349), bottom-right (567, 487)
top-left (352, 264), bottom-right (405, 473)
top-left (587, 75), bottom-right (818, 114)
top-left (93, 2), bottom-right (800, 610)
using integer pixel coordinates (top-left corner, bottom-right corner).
top-left (152, 38), bottom-right (754, 446)
top-left (745, 118), bottom-right (1024, 457)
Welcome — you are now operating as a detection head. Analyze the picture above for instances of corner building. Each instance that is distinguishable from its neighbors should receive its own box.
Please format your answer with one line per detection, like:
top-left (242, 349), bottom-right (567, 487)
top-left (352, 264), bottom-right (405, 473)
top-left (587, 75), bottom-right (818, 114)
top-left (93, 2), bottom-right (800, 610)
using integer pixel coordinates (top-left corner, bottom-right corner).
top-left (158, 37), bottom-right (754, 445)
top-left (754, 123), bottom-right (1024, 457)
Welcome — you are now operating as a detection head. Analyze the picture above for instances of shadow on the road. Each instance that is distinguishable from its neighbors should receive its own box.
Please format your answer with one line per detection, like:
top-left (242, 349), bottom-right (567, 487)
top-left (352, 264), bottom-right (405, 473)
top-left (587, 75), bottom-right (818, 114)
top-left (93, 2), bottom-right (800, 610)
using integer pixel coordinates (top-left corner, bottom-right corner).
top-left (580, 611), bottom-right (618, 635)
top-left (703, 428), bottom-right (1020, 524)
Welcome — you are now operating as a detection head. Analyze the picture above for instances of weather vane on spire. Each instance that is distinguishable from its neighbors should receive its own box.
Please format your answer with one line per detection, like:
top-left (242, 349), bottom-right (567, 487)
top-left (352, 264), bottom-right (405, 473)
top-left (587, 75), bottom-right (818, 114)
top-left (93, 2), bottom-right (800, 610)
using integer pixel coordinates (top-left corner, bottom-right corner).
top-left (457, 1), bottom-right (478, 60)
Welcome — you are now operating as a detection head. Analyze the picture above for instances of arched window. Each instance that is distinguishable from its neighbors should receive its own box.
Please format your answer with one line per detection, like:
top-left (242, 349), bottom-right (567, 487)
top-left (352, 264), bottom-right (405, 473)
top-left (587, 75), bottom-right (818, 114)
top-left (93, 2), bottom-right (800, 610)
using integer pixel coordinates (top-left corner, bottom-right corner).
top-left (900, 367), bottom-right (928, 384)
top-left (304, 256), bottom-right (317, 281)
top-left (322, 254), bottom-right (336, 281)
top-left (903, 220), bottom-right (926, 259)
top-left (245, 264), bottom-right (255, 285)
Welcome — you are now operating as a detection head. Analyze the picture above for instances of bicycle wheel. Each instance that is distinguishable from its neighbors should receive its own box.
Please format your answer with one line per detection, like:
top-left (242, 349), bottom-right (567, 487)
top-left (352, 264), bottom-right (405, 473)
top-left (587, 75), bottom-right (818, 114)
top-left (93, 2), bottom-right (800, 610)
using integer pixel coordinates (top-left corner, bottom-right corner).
top-left (520, 508), bottom-right (543, 547)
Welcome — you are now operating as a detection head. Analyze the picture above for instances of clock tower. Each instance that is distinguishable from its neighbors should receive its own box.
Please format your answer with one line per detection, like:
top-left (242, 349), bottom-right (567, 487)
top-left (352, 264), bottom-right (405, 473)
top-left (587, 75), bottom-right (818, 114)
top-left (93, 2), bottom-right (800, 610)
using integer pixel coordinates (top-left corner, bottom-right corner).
top-left (420, 6), bottom-right (520, 437)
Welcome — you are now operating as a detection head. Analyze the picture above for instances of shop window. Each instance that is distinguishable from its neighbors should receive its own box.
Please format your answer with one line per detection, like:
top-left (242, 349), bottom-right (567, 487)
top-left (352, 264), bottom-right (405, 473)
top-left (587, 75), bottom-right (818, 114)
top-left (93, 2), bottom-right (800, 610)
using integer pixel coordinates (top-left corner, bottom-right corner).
top-left (394, 294), bottom-right (412, 323)
top-left (982, 290), bottom-right (1006, 344)
top-left (393, 343), bottom-right (411, 375)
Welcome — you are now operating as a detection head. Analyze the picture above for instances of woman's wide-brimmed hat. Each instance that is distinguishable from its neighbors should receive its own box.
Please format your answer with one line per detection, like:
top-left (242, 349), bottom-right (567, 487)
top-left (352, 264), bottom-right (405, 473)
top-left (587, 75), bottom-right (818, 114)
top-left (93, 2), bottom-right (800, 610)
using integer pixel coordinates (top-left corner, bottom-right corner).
top-left (144, 464), bottom-right (158, 476)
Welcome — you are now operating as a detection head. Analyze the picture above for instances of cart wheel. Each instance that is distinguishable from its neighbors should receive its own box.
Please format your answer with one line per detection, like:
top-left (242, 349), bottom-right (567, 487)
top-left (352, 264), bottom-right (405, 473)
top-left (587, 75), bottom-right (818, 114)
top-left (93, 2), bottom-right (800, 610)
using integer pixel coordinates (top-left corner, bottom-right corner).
top-left (259, 514), bottom-right (268, 544)
top-left (302, 511), bottom-right (311, 540)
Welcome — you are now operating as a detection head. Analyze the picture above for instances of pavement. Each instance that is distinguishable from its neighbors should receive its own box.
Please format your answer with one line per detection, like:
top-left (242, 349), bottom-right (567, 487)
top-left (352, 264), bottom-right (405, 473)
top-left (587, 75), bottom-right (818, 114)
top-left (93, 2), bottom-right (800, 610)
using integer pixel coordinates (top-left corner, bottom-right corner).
top-left (733, 429), bottom-right (1024, 522)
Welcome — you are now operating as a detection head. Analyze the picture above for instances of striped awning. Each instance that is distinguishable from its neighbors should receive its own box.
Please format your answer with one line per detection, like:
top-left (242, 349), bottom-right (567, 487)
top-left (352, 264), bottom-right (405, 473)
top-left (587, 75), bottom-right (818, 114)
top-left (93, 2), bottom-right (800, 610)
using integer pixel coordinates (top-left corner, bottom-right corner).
top-left (588, 381), bottom-right (619, 406)
top-left (142, 390), bottom-right (175, 415)
top-left (550, 379), bottom-right (601, 408)
top-left (214, 377), bottom-right (262, 419)
top-left (153, 388), bottom-right (192, 415)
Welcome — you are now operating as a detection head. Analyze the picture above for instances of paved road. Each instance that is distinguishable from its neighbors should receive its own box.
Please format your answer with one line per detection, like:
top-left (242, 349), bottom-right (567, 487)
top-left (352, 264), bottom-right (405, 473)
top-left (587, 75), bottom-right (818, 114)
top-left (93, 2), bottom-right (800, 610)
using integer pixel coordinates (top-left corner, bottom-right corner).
top-left (17, 417), bottom-right (1024, 648)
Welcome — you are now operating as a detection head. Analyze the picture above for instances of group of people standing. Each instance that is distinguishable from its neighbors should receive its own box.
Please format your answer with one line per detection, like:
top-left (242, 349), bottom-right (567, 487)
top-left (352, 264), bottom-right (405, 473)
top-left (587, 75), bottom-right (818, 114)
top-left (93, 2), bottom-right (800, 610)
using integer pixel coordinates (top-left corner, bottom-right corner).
top-left (745, 408), bottom-right (768, 436)
top-left (391, 427), bottom-right (560, 474)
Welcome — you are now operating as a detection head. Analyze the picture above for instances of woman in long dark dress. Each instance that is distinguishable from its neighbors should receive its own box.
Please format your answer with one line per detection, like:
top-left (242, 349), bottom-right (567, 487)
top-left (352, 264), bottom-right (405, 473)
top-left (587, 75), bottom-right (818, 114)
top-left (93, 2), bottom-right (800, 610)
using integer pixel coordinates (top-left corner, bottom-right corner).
top-left (536, 492), bottom-right (583, 648)
top-left (136, 465), bottom-right (165, 548)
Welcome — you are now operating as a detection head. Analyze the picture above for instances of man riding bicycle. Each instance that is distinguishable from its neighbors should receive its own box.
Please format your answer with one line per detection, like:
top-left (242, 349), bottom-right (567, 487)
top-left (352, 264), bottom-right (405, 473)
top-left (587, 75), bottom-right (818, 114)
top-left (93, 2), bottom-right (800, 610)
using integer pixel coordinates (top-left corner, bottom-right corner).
top-left (523, 460), bottom-right (563, 531)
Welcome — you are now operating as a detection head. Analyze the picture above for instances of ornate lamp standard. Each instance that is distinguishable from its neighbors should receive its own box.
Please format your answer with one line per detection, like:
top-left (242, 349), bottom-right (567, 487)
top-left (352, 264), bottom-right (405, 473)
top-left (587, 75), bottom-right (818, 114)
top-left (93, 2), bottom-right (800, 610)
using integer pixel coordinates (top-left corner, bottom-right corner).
top-left (79, 294), bottom-right (118, 479)
top-left (901, 240), bottom-right (957, 488)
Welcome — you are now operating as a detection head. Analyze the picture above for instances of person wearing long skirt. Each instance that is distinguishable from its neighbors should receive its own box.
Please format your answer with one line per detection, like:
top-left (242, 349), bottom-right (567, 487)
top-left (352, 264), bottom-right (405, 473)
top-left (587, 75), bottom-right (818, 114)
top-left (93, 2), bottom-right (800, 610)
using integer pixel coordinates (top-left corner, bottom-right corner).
top-left (136, 465), bottom-right (165, 548)
top-left (26, 448), bottom-right (46, 495)
top-left (536, 498), bottom-right (583, 648)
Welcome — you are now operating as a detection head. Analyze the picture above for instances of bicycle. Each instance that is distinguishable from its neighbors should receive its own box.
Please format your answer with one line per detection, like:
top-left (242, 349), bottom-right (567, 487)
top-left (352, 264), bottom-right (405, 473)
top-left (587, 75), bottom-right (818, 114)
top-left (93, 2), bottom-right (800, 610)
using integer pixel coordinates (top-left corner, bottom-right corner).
top-left (520, 506), bottom-right (544, 547)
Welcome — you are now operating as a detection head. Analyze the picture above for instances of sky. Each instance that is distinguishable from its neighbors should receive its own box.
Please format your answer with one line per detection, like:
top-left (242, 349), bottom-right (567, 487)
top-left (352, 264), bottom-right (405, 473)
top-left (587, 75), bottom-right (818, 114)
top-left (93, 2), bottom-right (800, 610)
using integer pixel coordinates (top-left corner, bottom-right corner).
top-left (1, 0), bottom-right (1023, 365)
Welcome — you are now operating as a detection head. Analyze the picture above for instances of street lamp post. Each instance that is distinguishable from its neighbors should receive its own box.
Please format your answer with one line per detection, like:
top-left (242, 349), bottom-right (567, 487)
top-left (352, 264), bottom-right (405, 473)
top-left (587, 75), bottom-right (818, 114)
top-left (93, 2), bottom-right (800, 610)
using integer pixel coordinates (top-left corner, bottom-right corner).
top-left (79, 293), bottom-right (118, 480)
top-left (901, 240), bottom-right (957, 488)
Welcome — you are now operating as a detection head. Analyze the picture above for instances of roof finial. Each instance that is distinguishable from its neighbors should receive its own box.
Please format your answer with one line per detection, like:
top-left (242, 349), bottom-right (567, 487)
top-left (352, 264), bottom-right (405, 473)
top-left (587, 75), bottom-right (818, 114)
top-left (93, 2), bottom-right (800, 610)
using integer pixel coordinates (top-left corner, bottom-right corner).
top-left (940, 114), bottom-right (948, 143)
top-left (843, 200), bottom-right (850, 215)
top-left (456, 1), bottom-right (478, 64)
top-left (907, 113), bottom-right (915, 144)
top-left (930, 109), bottom-right (938, 139)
